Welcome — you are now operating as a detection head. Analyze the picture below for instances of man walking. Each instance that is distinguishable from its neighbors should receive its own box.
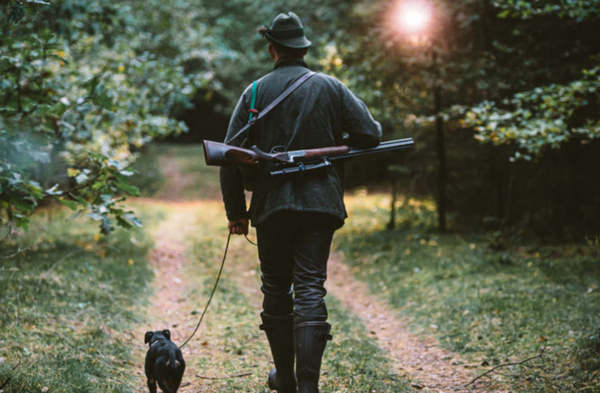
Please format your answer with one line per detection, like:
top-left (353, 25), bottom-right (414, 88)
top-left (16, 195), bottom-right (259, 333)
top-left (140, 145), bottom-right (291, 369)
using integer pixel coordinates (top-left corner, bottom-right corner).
top-left (220, 11), bottom-right (381, 393)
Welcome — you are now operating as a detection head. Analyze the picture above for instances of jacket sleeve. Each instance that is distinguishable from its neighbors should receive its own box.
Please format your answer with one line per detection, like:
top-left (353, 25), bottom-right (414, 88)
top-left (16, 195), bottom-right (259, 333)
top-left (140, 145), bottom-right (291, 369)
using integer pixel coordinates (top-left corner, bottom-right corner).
top-left (219, 87), bottom-right (251, 221)
top-left (339, 84), bottom-right (382, 148)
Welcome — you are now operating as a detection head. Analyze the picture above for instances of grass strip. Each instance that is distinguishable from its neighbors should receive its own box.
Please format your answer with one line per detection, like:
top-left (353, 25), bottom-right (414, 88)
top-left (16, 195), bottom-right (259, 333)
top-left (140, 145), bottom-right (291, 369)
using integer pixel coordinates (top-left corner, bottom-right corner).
top-left (0, 207), bottom-right (154, 393)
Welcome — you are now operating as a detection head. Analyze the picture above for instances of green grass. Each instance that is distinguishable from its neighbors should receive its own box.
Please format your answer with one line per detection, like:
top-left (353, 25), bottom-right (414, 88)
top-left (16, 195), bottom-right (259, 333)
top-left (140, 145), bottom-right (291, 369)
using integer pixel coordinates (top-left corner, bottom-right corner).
top-left (336, 193), bottom-right (600, 392)
top-left (0, 207), bottom-right (155, 393)
top-left (322, 297), bottom-right (410, 392)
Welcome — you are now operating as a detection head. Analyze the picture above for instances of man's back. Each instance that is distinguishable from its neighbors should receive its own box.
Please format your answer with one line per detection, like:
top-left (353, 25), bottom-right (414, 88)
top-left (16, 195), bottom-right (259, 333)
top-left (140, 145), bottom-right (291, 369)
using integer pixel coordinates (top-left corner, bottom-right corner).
top-left (222, 58), bottom-right (381, 226)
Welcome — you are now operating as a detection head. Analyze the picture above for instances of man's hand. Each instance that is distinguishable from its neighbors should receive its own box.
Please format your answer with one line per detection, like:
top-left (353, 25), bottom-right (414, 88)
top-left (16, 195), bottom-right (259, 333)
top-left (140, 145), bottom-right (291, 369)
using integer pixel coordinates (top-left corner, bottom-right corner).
top-left (228, 218), bottom-right (249, 235)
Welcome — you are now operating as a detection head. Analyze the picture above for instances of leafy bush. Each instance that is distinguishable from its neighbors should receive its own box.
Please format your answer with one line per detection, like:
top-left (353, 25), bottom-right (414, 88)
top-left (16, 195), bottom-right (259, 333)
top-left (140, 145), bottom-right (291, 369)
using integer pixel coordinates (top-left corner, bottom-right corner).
top-left (0, 0), bottom-right (191, 232)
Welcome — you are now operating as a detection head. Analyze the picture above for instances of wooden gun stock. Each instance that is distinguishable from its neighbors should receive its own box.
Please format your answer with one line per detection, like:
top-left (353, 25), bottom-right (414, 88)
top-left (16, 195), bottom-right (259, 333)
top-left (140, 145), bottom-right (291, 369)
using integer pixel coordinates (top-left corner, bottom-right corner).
top-left (202, 140), bottom-right (259, 166)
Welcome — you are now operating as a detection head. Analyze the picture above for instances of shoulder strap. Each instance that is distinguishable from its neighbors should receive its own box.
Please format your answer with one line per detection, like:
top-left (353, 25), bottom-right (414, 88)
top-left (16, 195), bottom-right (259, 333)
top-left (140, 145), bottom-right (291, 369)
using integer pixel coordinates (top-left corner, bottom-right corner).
top-left (248, 80), bottom-right (258, 121)
top-left (226, 71), bottom-right (316, 144)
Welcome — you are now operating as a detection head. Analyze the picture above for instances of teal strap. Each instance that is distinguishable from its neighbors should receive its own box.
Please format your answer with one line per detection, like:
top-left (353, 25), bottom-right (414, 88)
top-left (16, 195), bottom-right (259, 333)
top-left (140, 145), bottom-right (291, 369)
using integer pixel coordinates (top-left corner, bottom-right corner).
top-left (248, 81), bottom-right (258, 121)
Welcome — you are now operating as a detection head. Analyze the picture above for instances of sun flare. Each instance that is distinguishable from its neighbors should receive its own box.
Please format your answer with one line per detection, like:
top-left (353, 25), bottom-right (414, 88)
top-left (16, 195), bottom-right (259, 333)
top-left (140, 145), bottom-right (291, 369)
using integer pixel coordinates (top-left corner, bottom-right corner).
top-left (394, 1), bottom-right (431, 34)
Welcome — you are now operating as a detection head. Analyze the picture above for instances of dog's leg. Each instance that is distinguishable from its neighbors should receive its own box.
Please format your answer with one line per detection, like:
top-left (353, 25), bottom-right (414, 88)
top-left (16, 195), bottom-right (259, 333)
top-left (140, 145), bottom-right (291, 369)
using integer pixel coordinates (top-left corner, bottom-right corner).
top-left (147, 378), bottom-right (157, 393)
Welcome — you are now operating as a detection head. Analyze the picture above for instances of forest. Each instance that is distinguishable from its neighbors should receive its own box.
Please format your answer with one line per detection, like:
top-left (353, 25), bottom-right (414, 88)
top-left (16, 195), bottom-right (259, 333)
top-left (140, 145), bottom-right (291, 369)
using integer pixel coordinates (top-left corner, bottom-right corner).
top-left (1, 1), bottom-right (599, 392)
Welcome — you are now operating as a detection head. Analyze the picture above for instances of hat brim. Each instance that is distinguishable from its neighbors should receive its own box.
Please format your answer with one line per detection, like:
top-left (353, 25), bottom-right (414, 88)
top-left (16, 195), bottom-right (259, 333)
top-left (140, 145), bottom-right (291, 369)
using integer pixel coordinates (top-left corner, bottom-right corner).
top-left (265, 32), bottom-right (311, 49)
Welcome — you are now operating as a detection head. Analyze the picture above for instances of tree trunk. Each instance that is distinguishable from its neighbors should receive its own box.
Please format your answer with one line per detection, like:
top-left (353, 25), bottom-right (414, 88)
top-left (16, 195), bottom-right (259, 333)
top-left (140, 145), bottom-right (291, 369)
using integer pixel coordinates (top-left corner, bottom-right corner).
top-left (387, 177), bottom-right (397, 230)
top-left (434, 81), bottom-right (447, 232)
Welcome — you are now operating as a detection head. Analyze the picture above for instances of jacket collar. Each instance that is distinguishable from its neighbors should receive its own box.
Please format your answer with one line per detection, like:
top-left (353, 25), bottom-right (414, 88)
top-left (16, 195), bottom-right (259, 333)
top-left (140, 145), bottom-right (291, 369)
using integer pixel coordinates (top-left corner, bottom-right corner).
top-left (274, 57), bottom-right (309, 70)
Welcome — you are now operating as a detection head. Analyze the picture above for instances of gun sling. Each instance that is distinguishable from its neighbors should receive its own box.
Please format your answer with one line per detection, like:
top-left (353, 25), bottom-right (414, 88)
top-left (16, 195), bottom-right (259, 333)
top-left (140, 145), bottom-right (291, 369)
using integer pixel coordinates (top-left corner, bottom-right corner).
top-left (225, 71), bottom-right (316, 145)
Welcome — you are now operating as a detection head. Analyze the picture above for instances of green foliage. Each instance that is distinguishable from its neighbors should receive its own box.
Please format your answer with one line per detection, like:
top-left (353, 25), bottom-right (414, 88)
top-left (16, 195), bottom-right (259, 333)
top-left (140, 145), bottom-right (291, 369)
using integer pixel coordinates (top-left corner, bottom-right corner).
top-left (493, 0), bottom-right (600, 19)
top-left (0, 0), bottom-right (356, 232)
top-left (0, 0), bottom-right (190, 232)
top-left (313, 0), bottom-right (600, 162)
top-left (465, 67), bottom-right (600, 160)
top-left (3, 0), bottom-right (599, 233)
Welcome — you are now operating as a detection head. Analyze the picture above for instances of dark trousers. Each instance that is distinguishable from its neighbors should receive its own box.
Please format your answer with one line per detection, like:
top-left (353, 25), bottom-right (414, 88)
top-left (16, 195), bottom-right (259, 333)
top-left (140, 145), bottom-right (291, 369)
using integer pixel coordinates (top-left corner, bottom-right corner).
top-left (256, 211), bottom-right (336, 323)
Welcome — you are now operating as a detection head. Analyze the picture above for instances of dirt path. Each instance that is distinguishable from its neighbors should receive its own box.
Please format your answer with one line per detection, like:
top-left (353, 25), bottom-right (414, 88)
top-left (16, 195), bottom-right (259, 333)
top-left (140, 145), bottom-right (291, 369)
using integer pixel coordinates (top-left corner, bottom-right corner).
top-left (132, 202), bottom-right (210, 393)
top-left (134, 206), bottom-right (507, 393)
top-left (130, 152), bottom-right (511, 392)
top-left (154, 154), bottom-right (198, 201)
top-left (327, 253), bottom-right (508, 393)
top-left (223, 235), bottom-right (508, 392)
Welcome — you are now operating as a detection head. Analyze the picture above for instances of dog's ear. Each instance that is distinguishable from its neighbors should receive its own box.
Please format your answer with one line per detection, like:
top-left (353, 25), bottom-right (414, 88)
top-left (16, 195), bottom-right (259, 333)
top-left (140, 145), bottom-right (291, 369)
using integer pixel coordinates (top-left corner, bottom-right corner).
top-left (162, 329), bottom-right (171, 341)
top-left (144, 331), bottom-right (153, 344)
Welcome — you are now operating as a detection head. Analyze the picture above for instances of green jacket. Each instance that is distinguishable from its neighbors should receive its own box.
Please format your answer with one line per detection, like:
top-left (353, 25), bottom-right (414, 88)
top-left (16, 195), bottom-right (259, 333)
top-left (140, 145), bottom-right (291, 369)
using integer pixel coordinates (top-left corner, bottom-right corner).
top-left (220, 58), bottom-right (381, 227)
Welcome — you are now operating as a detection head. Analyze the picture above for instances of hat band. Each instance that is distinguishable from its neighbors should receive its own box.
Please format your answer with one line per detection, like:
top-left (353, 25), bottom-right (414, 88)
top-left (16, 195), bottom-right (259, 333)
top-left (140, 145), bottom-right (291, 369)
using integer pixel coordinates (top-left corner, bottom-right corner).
top-left (268, 27), bottom-right (304, 39)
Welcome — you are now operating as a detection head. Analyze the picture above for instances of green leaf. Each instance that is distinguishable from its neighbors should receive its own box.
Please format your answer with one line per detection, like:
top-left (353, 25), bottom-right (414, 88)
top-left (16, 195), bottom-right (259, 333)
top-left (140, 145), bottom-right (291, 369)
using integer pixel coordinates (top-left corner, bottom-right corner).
top-left (101, 216), bottom-right (114, 235)
top-left (115, 181), bottom-right (140, 197)
top-left (58, 198), bottom-right (79, 210)
top-left (124, 212), bottom-right (142, 227)
top-left (119, 169), bottom-right (134, 177)
top-left (45, 184), bottom-right (63, 196)
top-left (92, 181), bottom-right (107, 191)
top-left (75, 172), bottom-right (89, 184)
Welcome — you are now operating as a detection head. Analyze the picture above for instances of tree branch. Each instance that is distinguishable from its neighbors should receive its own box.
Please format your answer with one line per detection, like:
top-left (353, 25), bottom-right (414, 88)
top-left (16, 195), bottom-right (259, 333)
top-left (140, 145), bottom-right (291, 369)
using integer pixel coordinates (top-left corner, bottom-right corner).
top-left (195, 372), bottom-right (252, 380)
top-left (0, 360), bottom-right (23, 389)
top-left (0, 246), bottom-right (30, 260)
top-left (466, 348), bottom-right (545, 387)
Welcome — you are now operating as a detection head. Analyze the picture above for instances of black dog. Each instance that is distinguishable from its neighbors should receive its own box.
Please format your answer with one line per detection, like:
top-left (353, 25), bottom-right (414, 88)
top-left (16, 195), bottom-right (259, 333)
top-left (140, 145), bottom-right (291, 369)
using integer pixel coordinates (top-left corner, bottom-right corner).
top-left (144, 329), bottom-right (185, 393)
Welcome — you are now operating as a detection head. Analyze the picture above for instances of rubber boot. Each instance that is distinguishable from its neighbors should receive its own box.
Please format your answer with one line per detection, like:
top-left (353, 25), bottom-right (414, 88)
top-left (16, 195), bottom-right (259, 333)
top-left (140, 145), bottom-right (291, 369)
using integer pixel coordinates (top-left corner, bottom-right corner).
top-left (260, 313), bottom-right (297, 393)
top-left (294, 321), bottom-right (332, 393)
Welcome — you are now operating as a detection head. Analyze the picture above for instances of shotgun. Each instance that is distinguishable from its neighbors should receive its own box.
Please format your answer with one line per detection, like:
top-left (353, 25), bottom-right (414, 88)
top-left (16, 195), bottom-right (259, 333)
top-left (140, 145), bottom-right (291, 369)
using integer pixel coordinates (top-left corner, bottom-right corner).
top-left (202, 138), bottom-right (414, 176)
top-left (202, 140), bottom-right (350, 165)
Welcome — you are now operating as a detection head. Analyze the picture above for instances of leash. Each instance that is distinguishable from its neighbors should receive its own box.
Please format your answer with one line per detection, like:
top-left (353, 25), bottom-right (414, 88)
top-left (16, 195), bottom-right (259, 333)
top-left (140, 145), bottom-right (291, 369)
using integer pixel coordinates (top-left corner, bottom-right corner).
top-left (179, 232), bottom-right (231, 349)
top-left (244, 234), bottom-right (257, 246)
top-left (179, 231), bottom-right (257, 349)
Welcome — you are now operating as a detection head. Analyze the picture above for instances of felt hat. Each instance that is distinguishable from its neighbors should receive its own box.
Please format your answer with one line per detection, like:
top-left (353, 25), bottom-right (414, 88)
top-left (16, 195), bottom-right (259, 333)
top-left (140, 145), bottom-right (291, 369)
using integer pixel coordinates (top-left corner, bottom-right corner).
top-left (259, 12), bottom-right (311, 49)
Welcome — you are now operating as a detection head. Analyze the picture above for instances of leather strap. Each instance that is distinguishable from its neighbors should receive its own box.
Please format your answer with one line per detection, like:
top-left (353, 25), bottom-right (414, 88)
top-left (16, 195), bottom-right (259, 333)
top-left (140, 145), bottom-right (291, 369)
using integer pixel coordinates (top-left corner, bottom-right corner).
top-left (226, 71), bottom-right (316, 144)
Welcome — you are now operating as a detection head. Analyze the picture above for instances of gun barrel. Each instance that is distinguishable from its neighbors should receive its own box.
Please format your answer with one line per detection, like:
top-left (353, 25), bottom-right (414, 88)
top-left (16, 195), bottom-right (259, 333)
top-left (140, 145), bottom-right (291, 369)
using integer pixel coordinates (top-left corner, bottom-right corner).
top-left (269, 138), bottom-right (414, 176)
top-left (329, 137), bottom-right (414, 161)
